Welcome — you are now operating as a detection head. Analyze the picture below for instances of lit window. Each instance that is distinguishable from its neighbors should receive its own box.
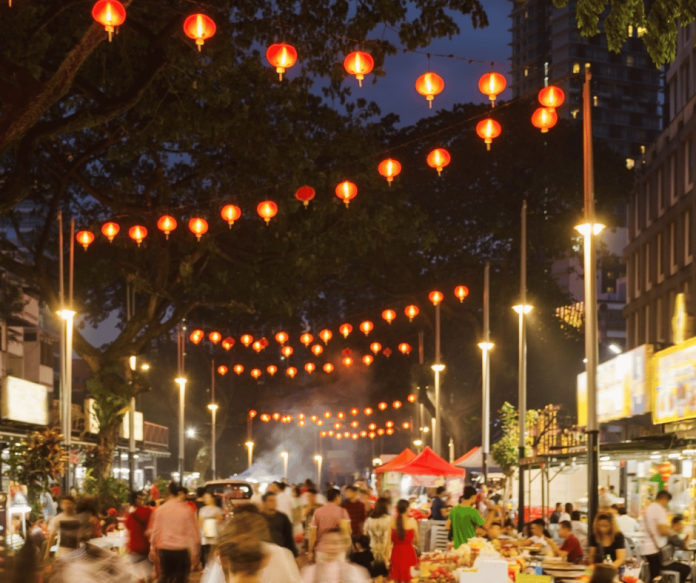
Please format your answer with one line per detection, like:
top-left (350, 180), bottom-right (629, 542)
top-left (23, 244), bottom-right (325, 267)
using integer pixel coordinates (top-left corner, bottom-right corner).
top-left (573, 62), bottom-right (580, 74)
top-left (628, 25), bottom-right (634, 37)
top-left (571, 109), bottom-right (579, 119)
top-left (524, 68), bottom-right (529, 77)
top-left (593, 95), bottom-right (598, 106)
top-left (637, 27), bottom-right (647, 37)
top-left (640, 145), bottom-right (646, 154)
top-left (626, 158), bottom-right (635, 169)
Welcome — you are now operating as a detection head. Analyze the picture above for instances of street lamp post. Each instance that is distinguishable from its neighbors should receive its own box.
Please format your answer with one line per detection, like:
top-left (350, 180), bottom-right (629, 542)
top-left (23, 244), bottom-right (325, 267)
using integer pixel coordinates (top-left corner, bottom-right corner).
top-left (478, 262), bottom-right (493, 484)
top-left (429, 292), bottom-right (444, 456)
top-left (245, 441), bottom-right (254, 469)
top-left (314, 455), bottom-right (322, 485)
top-left (208, 404), bottom-right (218, 479)
top-left (281, 451), bottom-right (288, 480)
top-left (175, 377), bottom-right (187, 486)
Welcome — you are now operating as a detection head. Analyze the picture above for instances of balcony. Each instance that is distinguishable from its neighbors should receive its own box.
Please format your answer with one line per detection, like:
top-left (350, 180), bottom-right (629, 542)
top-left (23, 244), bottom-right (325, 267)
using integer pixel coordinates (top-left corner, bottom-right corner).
top-left (143, 421), bottom-right (168, 450)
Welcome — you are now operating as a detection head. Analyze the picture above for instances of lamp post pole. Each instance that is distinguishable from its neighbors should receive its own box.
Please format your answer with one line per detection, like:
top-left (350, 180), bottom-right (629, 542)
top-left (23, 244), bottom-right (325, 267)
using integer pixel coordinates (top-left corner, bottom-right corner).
top-left (517, 200), bottom-right (528, 533)
top-left (281, 451), bottom-right (288, 480)
top-left (434, 300), bottom-right (442, 457)
top-left (176, 377), bottom-right (186, 487)
top-left (314, 455), bottom-right (322, 486)
top-left (478, 262), bottom-right (493, 484)
top-left (246, 441), bottom-right (254, 469)
top-left (210, 359), bottom-right (216, 480)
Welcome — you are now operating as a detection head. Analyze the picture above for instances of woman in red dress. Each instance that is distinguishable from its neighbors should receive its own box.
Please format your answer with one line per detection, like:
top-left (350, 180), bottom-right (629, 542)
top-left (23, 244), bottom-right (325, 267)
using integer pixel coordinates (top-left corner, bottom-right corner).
top-left (389, 499), bottom-right (419, 582)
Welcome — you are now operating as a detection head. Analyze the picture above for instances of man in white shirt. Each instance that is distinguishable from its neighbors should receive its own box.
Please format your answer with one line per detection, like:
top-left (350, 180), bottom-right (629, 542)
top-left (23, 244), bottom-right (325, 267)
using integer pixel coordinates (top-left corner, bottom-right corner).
top-left (269, 482), bottom-right (294, 519)
top-left (641, 490), bottom-right (691, 583)
top-left (616, 507), bottom-right (639, 537)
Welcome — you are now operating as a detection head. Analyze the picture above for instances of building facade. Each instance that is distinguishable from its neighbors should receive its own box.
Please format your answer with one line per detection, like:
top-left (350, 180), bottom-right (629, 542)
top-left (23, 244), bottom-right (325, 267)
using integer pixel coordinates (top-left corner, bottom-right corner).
top-left (625, 23), bottom-right (696, 348)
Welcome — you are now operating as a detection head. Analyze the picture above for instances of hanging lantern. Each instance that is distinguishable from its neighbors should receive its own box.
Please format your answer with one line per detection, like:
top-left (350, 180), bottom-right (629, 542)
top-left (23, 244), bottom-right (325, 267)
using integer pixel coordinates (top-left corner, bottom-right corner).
top-left (360, 321), bottom-right (374, 336)
top-left (275, 332), bottom-right (288, 345)
top-left (260, 413), bottom-right (270, 422)
top-left (363, 354), bottom-right (374, 366)
top-left (76, 231), bottom-right (95, 251)
top-left (377, 428), bottom-right (385, 436)
top-left (221, 205), bottom-right (242, 228)
top-left (386, 428), bottom-right (394, 435)
top-left (189, 329), bottom-right (204, 344)
top-left (368, 423), bottom-right (377, 431)
top-left (538, 85), bottom-right (565, 109)
top-left (217, 365), bottom-right (228, 376)
top-left (222, 337), bottom-right (235, 351)
top-left (320, 431), bottom-right (327, 438)
top-left (188, 217), bottom-right (208, 241)
top-left (336, 433), bottom-right (343, 440)
top-left (281, 346), bottom-right (294, 358)
top-left (319, 329), bottom-right (332, 344)
top-left (128, 225), bottom-right (147, 247)
top-left (252, 341), bottom-right (263, 353)
top-left (350, 408), bottom-right (359, 416)
top-left (370, 342), bottom-right (382, 355)
top-left (305, 362), bottom-right (316, 374)
top-left (335, 181), bottom-right (357, 207)
top-left (323, 363), bottom-right (334, 373)
top-left (415, 72), bottom-right (445, 108)
top-left (92, 1), bottom-right (126, 42)
top-left (478, 72), bottom-right (507, 104)
top-left (377, 159), bottom-right (402, 185)
top-left (234, 364), bottom-right (244, 375)
top-left (531, 107), bottom-right (558, 133)
top-left (344, 431), bottom-right (351, 438)
top-left (386, 421), bottom-right (394, 428)
top-left (404, 305), bottom-right (419, 322)
top-left (324, 412), bottom-right (332, 420)
top-left (272, 413), bottom-right (281, 421)
top-left (311, 344), bottom-right (324, 356)
top-left (393, 401), bottom-right (402, 409)
top-left (381, 309), bottom-right (396, 324)
top-left (260, 338), bottom-right (269, 348)
top-left (300, 333), bottom-right (313, 347)
top-left (209, 331), bottom-right (221, 344)
top-left (342, 356), bottom-right (353, 367)
top-left (426, 148), bottom-right (451, 176)
top-left (249, 410), bottom-right (257, 418)
top-left (369, 431), bottom-right (376, 439)
top-left (183, 14), bottom-right (217, 51)
top-left (429, 291), bottom-right (444, 306)
top-left (157, 215), bottom-right (177, 239)
top-left (240, 334), bottom-right (254, 347)
top-left (295, 186), bottom-right (316, 207)
top-left (476, 118), bottom-right (502, 150)
top-left (360, 430), bottom-right (367, 437)
top-left (657, 461), bottom-right (675, 485)
top-left (364, 407), bottom-right (373, 415)
top-left (287, 367), bottom-right (297, 378)
top-left (251, 369), bottom-right (262, 380)
top-left (102, 222), bottom-right (120, 242)
top-left (339, 323), bottom-right (353, 338)
top-left (398, 343), bottom-right (412, 355)
top-left (266, 43), bottom-right (298, 81)
top-left (352, 433), bottom-right (359, 440)
top-left (378, 402), bottom-right (388, 411)
top-left (408, 394), bottom-right (417, 403)
top-left (337, 412), bottom-right (346, 419)
top-left (267, 365), bottom-right (278, 376)
top-left (299, 420), bottom-right (306, 426)
top-left (343, 51), bottom-right (374, 86)
top-left (257, 201), bottom-right (278, 224)
top-left (454, 285), bottom-right (469, 302)
top-left (317, 419), bottom-right (324, 426)
top-left (383, 347), bottom-right (392, 358)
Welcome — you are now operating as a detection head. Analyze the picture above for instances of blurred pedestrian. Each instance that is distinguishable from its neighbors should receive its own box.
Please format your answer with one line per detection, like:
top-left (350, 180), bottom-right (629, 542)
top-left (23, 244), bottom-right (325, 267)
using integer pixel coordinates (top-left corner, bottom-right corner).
top-left (389, 500), bottom-right (419, 583)
top-left (199, 491), bottom-right (224, 567)
top-left (342, 486), bottom-right (367, 540)
top-left (125, 490), bottom-right (153, 580)
top-left (301, 529), bottom-right (370, 583)
top-left (261, 492), bottom-right (298, 557)
top-left (308, 488), bottom-right (351, 564)
top-left (45, 495), bottom-right (77, 560)
top-left (364, 497), bottom-right (391, 582)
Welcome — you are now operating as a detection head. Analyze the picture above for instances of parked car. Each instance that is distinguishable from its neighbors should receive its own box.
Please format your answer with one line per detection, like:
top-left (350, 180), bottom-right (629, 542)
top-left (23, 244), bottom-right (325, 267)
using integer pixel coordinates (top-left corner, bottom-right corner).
top-left (203, 480), bottom-right (254, 513)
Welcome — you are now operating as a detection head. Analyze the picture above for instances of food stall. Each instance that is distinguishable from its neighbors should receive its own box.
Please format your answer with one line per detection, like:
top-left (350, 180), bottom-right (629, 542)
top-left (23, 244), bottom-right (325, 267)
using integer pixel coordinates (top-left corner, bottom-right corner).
top-left (373, 448), bottom-right (417, 497)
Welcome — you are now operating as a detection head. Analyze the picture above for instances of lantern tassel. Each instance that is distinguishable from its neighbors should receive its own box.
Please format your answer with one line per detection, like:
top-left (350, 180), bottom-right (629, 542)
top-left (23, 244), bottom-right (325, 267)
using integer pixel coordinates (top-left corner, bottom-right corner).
top-left (429, 100), bottom-right (432, 109)
top-left (486, 143), bottom-right (491, 151)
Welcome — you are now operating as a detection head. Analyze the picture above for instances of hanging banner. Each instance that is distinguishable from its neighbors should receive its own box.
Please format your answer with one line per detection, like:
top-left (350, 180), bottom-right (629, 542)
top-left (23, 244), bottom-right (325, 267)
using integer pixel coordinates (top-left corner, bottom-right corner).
top-left (653, 336), bottom-right (696, 424)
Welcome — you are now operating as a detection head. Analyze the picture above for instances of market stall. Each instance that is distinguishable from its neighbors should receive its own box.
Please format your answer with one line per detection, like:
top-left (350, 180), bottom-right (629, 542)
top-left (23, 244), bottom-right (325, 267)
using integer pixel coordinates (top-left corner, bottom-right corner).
top-left (374, 448), bottom-right (417, 495)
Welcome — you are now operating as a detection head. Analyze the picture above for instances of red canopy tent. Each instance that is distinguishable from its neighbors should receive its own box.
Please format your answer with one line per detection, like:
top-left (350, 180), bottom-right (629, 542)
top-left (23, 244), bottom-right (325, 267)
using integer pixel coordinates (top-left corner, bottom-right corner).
top-left (391, 446), bottom-right (465, 476)
top-left (374, 448), bottom-right (417, 474)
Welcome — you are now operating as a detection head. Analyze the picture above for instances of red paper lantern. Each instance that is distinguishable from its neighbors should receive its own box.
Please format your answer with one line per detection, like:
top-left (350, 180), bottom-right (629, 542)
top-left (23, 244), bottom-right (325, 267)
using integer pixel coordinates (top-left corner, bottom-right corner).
top-left (275, 332), bottom-right (288, 344)
top-left (370, 342), bottom-right (382, 355)
top-left (282, 346), bottom-right (294, 358)
top-left (257, 201), bottom-right (278, 224)
top-left (478, 72), bottom-right (507, 104)
top-left (287, 367), bottom-right (297, 378)
top-left (319, 329), bottom-right (332, 344)
top-left (398, 343), bottom-right (412, 355)
top-left (386, 428), bottom-right (394, 435)
top-left (383, 347), bottom-right (392, 358)
top-left (382, 309), bottom-right (396, 324)
top-left (222, 337), bottom-right (235, 351)
top-left (335, 181), bottom-right (357, 207)
top-left (217, 365), bottom-right (228, 376)
top-left (183, 14), bottom-right (216, 51)
top-left (189, 329), bottom-right (204, 344)
top-left (344, 51), bottom-right (374, 86)
top-left (221, 205), bottom-right (241, 227)
top-left (249, 410), bottom-right (257, 418)
top-left (342, 356), bottom-right (353, 367)
top-left (240, 334), bottom-right (254, 347)
top-left (363, 354), bottom-right (374, 366)
top-left (393, 401), bottom-right (402, 409)
top-left (339, 323), bottom-right (353, 338)
top-left (429, 291), bottom-right (443, 306)
top-left (369, 432), bottom-right (376, 439)
top-left (415, 72), bottom-right (445, 108)
top-left (454, 285), bottom-right (469, 302)
top-left (92, 1), bottom-right (126, 41)
top-left (378, 402), bottom-right (388, 411)
top-left (300, 333), bottom-right (313, 347)
top-left (405, 305), bottom-right (419, 322)
top-left (295, 186), bottom-right (316, 207)
top-left (250, 368), bottom-right (261, 380)
top-left (386, 421), bottom-right (394, 428)
top-left (267, 365), bottom-right (278, 376)
top-left (234, 364), bottom-right (244, 375)
top-left (531, 107), bottom-right (558, 133)
top-left (102, 222), bottom-right (120, 242)
top-left (157, 215), bottom-right (177, 239)
top-left (252, 341), bottom-right (263, 353)
top-left (476, 118), bottom-right (502, 150)
top-left (538, 85), bottom-right (565, 109)
top-left (323, 363), bottom-right (334, 373)
top-left (209, 331), bottom-right (221, 344)
top-left (426, 148), bottom-right (451, 176)
top-left (129, 225), bottom-right (147, 246)
top-left (266, 43), bottom-right (298, 81)
top-left (360, 321), bottom-right (373, 336)
top-left (364, 408), bottom-right (373, 415)
top-left (76, 231), bottom-right (94, 251)
top-left (408, 394), bottom-right (417, 403)
top-left (311, 344), bottom-right (323, 356)
top-left (188, 218), bottom-right (208, 241)
top-left (350, 408), bottom-right (359, 416)
top-left (305, 362), bottom-right (316, 374)
top-left (378, 159), bottom-right (402, 185)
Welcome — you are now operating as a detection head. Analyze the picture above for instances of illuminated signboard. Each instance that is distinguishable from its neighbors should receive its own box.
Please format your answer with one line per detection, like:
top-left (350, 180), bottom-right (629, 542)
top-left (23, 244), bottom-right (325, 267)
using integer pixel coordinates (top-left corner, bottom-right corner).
top-left (1, 376), bottom-right (49, 425)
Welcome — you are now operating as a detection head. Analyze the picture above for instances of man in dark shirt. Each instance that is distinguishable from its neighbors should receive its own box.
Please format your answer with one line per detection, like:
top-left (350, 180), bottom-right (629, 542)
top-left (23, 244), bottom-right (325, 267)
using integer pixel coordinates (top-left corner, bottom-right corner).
top-left (547, 521), bottom-right (583, 564)
top-left (431, 486), bottom-right (447, 521)
top-left (549, 503), bottom-right (562, 524)
top-left (261, 492), bottom-right (298, 557)
top-left (341, 485), bottom-right (367, 539)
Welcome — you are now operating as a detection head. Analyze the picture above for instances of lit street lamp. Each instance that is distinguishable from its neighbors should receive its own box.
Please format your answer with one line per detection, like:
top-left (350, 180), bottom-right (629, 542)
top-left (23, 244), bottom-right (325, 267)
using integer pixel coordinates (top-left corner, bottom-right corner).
top-left (478, 264), bottom-right (493, 482)
top-left (208, 403), bottom-right (218, 479)
top-left (245, 441), bottom-right (254, 469)
top-left (281, 451), bottom-right (288, 479)
top-left (175, 377), bottom-right (187, 486)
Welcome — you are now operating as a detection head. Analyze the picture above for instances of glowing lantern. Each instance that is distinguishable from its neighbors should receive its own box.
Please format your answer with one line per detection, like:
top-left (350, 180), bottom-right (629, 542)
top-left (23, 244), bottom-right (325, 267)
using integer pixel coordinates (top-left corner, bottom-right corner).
top-left (378, 159), bottom-right (402, 185)
top-left (344, 431), bottom-right (351, 438)
top-left (266, 43), bottom-right (298, 81)
top-left (398, 343), bottom-right (412, 355)
top-left (299, 420), bottom-right (306, 426)
top-left (531, 107), bottom-right (558, 133)
top-left (426, 148), bottom-right (451, 176)
top-left (234, 364), bottom-right (244, 375)
top-left (382, 309), bottom-right (396, 324)
top-left (335, 181), bottom-right (358, 207)
top-left (339, 324), bottom-right (353, 338)
top-left (209, 331), bottom-right (221, 344)
top-left (217, 365), bottom-right (228, 376)
top-left (476, 118), bottom-right (502, 150)
top-left (311, 344), bottom-right (323, 356)
top-left (320, 431), bottom-right (327, 437)
top-left (272, 413), bottom-right (281, 421)
top-left (337, 412), bottom-right (345, 419)
top-left (429, 291), bottom-right (444, 306)
top-left (352, 433), bottom-right (359, 440)
top-left (221, 205), bottom-right (242, 227)
top-left (342, 356), bottom-right (353, 367)
top-left (157, 215), bottom-right (177, 239)
top-left (319, 329), bottom-right (332, 344)
top-left (363, 355), bottom-right (374, 366)
top-left (305, 362), bottom-right (316, 374)
top-left (328, 430), bottom-right (334, 436)
top-left (260, 338), bottom-right (269, 348)
top-left (336, 434), bottom-right (343, 440)
top-left (368, 423), bottom-right (377, 430)
top-left (102, 222), bottom-right (120, 242)
top-left (252, 341), bottom-right (263, 353)
top-left (317, 420), bottom-right (324, 426)
top-left (343, 51), bottom-right (374, 86)
top-left (408, 394), bottom-right (417, 403)
top-left (183, 14), bottom-right (216, 51)
top-left (260, 414), bottom-right (270, 422)
top-left (386, 421), bottom-right (394, 428)
top-left (129, 225), bottom-right (147, 247)
top-left (267, 365), bottom-right (278, 376)
top-left (350, 408), bottom-right (359, 416)
top-left (405, 305), bottom-right (419, 322)
top-left (92, 1), bottom-right (126, 41)
top-left (251, 369), bottom-right (261, 380)
top-left (360, 321), bottom-right (374, 336)
top-left (249, 410), bottom-right (257, 418)
top-left (370, 343), bottom-right (382, 355)
top-left (310, 415), bottom-right (318, 422)
top-left (295, 186), bottom-right (315, 207)
top-left (383, 347), bottom-right (392, 358)
top-left (478, 72), bottom-right (507, 104)
top-left (378, 402), bottom-right (388, 411)
top-left (360, 431), bottom-right (367, 437)
top-left (334, 424), bottom-right (342, 432)
top-left (188, 218), bottom-right (208, 241)
top-left (369, 431), bottom-right (376, 439)
top-left (386, 428), bottom-right (394, 435)
top-left (189, 330), bottom-right (204, 344)
top-left (538, 85), bottom-right (565, 109)
top-left (350, 421), bottom-right (359, 428)
top-left (402, 421), bottom-right (411, 429)
top-left (324, 412), bottom-right (332, 419)
top-left (287, 367), bottom-right (297, 378)
top-left (281, 346), bottom-right (293, 358)
top-left (364, 407), bottom-right (373, 415)
top-left (324, 363), bottom-right (334, 373)
top-left (657, 461), bottom-right (675, 484)
top-left (222, 337), bottom-right (235, 351)
top-left (240, 335), bottom-right (253, 347)
top-left (76, 231), bottom-right (94, 251)
top-left (393, 401), bottom-right (402, 409)
top-left (455, 285), bottom-right (469, 302)
top-left (377, 428), bottom-right (385, 436)
top-left (415, 72), bottom-right (445, 108)
top-left (275, 332), bottom-right (288, 345)
top-left (300, 333), bottom-right (313, 347)
top-left (301, 414), bottom-right (308, 420)
top-left (257, 201), bottom-right (278, 224)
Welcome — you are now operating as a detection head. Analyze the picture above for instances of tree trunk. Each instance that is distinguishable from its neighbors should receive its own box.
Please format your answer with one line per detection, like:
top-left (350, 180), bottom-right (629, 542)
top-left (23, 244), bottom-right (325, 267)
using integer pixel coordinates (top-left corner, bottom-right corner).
top-left (96, 419), bottom-right (121, 482)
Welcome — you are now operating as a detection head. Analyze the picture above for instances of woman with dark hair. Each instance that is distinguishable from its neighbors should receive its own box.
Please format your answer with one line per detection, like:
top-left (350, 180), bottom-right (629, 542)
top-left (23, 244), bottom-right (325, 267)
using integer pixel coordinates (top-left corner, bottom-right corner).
top-left (364, 497), bottom-right (392, 582)
top-left (389, 500), bottom-right (418, 583)
top-left (589, 512), bottom-right (626, 568)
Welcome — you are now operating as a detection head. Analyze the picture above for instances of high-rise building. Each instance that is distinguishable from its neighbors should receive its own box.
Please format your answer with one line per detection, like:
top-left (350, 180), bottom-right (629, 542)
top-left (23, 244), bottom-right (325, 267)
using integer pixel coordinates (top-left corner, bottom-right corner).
top-left (509, 0), bottom-right (662, 159)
